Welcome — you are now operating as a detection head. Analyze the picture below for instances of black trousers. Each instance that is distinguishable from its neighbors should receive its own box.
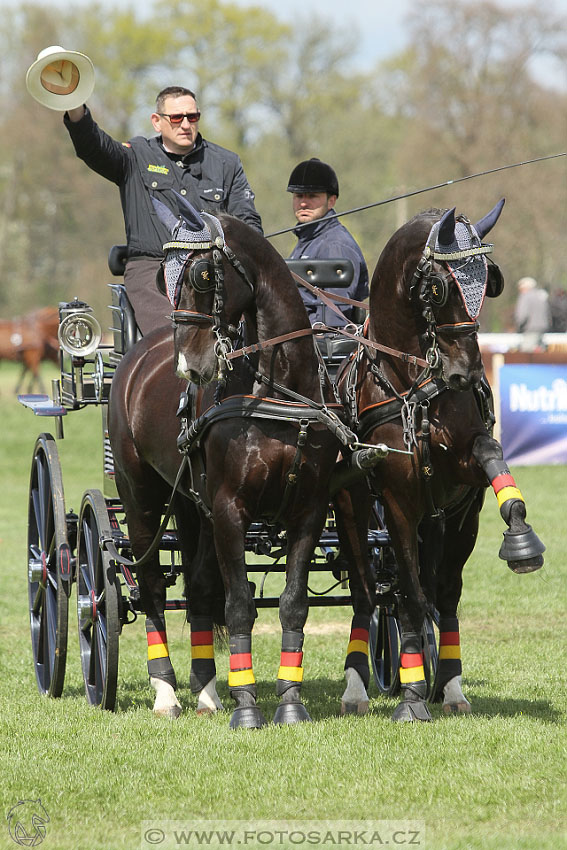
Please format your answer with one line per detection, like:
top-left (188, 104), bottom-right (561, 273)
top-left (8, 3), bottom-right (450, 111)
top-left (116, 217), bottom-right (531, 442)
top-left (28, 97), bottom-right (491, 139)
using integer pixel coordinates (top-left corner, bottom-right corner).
top-left (124, 257), bottom-right (172, 335)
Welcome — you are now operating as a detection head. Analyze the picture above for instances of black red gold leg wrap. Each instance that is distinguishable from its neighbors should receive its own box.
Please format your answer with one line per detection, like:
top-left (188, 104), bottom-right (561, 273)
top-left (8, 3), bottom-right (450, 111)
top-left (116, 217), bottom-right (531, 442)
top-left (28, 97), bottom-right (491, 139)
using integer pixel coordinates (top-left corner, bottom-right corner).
top-left (344, 614), bottom-right (370, 689)
top-left (399, 632), bottom-right (427, 701)
top-left (276, 630), bottom-right (304, 697)
top-left (190, 615), bottom-right (216, 694)
top-left (484, 459), bottom-right (525, 523)
top-left (228, 634), bottom-right (256, 699)
top-left (146, 616), bottom-right (176, 689)
top-left (436, 616), bottom-right (462, 691)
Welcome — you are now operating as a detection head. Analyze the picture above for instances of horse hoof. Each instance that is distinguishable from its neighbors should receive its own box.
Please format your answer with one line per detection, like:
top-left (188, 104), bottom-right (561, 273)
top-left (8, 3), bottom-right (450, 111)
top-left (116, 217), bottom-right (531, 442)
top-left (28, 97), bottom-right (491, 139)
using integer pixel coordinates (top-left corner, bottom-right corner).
top-left (391, 700), bottom-right (432, 722)
top-left (507, 556), bottom-right (544, 574)
top-left (499, 526), bottom-right (545, 571)
top-left (154, 705), bottom-right (182, 719)
top-left (229, 706), bottom-right (267, 729)
top-left (340, 700), bottom-right (369, 716)
top-left (443, 701), bottom-right (472, 715)
top-left (273, 702), bottom-right (311, 725)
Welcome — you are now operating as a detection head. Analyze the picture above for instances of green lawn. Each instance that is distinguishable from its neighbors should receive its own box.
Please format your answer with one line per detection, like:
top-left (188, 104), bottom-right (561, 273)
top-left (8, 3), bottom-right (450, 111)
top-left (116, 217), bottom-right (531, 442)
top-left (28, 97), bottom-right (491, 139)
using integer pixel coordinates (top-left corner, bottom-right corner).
top-left (0, 361), bottom-right (565, 850)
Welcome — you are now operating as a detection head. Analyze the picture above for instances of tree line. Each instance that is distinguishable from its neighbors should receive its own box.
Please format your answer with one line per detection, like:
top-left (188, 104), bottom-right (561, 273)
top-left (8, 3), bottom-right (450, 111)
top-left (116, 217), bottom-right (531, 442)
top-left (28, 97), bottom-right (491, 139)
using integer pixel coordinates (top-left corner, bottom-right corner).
top-left (1, 0), bottom-right (565, 330)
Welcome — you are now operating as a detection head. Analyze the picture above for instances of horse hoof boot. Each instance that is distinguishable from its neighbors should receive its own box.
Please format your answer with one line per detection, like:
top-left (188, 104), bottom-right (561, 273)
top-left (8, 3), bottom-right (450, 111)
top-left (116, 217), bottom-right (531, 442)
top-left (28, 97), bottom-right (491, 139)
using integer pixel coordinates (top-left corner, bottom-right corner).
top-left (499, 526), bottom-right (545, 572)
top-left (229, 706), bottom-right (267, 729)
top-left (391, 700), bottom-right (432, 723)
top-left (273, 702), bottom-right (311, 725)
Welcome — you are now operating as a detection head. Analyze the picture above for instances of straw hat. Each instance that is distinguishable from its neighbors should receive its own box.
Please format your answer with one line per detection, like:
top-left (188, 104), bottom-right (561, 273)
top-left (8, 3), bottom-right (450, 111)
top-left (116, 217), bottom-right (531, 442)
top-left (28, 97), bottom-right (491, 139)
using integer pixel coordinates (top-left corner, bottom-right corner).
top-left (26, 46), bottom-right (94, 111)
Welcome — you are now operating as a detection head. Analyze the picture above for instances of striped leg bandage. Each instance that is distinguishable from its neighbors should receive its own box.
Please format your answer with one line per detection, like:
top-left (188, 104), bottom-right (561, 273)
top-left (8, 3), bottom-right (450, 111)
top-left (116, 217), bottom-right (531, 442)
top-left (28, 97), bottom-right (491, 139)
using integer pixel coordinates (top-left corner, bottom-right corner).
top-left (146, 616), bottom-right (176, 689)
top-left (399, 632), bottom-right (426, 700)
top-left (228, 634), bottom-right (256, 695)
top-left (344, 614), bottom-right (370, 689)
top-left (276, 630), bottom-right (304, 697)
top-left (190, 616), bottom-right (216, 694)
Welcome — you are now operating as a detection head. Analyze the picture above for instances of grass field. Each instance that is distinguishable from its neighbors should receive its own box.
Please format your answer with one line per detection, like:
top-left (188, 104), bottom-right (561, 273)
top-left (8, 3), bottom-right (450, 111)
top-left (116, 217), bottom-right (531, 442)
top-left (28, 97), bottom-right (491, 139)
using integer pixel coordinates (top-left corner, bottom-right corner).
top-left (0, 360), bottom-right (566, 850)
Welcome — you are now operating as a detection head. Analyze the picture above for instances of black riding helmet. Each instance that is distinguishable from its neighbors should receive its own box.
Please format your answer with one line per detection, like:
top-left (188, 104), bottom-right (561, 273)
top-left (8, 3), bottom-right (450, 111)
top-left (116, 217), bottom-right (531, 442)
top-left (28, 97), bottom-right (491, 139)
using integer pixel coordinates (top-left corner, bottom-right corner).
top-left (286, 158), bottom-right (339, 197)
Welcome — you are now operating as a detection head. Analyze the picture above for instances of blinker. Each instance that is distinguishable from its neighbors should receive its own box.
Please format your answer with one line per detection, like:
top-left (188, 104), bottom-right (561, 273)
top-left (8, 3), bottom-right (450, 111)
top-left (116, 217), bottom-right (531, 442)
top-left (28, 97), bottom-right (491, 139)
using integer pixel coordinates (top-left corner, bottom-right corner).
top-left (189, 259), bottom-right (215, 293)
top-left (426, 275), bottom-right (449, 307)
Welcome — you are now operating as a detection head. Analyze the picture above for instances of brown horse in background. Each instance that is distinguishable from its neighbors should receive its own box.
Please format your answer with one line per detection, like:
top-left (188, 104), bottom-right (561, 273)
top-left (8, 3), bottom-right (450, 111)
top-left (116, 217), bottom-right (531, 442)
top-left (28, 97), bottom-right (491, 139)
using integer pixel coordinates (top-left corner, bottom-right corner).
top-left (0, 307), bottom-right (59, 393)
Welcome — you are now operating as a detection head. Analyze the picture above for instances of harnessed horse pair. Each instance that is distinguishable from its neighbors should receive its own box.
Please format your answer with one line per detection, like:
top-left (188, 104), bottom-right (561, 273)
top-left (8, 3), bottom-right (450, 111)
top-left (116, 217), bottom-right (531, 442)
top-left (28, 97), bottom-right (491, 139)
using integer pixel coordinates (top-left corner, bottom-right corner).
top-left (108, 194), bottom-right (544, 726)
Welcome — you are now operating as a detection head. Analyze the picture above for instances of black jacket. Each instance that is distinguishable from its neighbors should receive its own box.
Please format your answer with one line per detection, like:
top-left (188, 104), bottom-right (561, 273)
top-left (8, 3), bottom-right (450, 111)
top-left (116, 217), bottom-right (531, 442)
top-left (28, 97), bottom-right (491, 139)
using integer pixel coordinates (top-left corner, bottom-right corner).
top-left (64, 108), bottom-right (263, 258)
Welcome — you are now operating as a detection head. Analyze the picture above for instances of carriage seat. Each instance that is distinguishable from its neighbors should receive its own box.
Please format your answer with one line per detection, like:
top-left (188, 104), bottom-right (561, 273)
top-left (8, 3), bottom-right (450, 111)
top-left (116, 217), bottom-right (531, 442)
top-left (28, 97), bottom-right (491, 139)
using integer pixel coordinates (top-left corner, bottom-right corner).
top-left (107, 245), bottom-right (141, 355)
top-left (285, 258), bottom-right (363, 369)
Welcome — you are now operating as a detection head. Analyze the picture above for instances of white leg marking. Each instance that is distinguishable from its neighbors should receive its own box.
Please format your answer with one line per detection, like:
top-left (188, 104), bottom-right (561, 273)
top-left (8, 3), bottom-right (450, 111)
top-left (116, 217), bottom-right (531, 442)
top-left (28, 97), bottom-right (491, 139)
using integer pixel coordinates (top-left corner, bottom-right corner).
top-left (196, 676), bottom-right (224, 714)
top-left (442, 675), bottom-right (471, 714)
top-left (341, 667), bottom-right (369, 715)
top-left (150, 676), bottom-right (182, 718)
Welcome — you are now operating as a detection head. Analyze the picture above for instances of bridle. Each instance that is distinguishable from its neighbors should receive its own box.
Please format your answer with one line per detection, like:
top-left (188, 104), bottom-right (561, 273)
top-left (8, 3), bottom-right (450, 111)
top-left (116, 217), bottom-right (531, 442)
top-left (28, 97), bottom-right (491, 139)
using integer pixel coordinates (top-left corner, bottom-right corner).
top-left (163, 212), bottom-right (255, 383)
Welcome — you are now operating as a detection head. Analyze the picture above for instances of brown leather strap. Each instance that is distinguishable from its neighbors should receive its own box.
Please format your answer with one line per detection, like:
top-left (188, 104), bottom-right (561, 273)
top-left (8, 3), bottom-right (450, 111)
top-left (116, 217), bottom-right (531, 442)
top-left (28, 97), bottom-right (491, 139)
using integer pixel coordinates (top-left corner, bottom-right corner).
top-left (291, 271), bottom-right (365, 324)
top-left (221, 270), bottom-right (427, 368)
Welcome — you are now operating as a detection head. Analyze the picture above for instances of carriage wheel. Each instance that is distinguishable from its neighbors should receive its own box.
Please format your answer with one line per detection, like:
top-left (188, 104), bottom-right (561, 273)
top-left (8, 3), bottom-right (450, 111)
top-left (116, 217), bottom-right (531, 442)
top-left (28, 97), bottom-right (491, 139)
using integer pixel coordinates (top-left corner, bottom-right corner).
top-left (369, 605), bottom-right (401, 697)
top-left (370, 607), bottom-right (439, 699)
top-left (28, 433), bottom-right (70, 698)
top-left (76, 490), bottom-right (120, 710)
top-left (422, 612), bottom-right (439, 700)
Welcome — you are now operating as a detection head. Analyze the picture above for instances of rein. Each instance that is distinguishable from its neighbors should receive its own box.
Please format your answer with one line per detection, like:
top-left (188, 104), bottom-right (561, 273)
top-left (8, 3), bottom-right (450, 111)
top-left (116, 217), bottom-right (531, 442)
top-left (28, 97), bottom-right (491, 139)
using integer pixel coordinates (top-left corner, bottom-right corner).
top-left (225, 273), bottom-right (429, 369)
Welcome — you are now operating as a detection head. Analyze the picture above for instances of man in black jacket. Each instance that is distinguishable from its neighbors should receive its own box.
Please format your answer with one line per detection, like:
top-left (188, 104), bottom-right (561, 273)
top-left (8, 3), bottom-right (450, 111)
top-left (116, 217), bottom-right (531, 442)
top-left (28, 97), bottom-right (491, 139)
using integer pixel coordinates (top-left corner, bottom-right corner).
top-left (65, 86), bottom-right (262, 333)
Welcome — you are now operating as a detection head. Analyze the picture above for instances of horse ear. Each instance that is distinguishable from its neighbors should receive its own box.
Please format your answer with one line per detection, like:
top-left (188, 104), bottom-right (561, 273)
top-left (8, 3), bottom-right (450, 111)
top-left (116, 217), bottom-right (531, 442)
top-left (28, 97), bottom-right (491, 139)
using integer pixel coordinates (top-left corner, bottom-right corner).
top-left (151, 196), bottom-right (180, 233)
top-left (486, 262), bottom-right (504, 298)
top-left (437, 207), bottom-right (457, 246)
top-left (172, 190), bottom-right (207, 231)
top-left (475, 197), bottom-right (505, 240)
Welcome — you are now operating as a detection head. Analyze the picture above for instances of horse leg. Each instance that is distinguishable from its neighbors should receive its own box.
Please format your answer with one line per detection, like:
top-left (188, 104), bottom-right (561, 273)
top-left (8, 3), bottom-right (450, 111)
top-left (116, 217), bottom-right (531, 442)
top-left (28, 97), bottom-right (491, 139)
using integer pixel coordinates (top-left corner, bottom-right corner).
top-left (118, 470), bottom-right (182, 718)
top-left (14, 360), bottom-right (29, 395)
top-left (180, 510), bottom-right (224, 715)
top-left (333, 486), bottom-right (375, 715)
top-left (212, 496), bottom-right (265, 729)
top-left (428, 503), bottom-right (481, 714)
top-left (274, 514), bottom-right (328, 724)
top-left (472, 434), bottom-right (545, 573)
top-left (385, 501), bottom-right (433, 722)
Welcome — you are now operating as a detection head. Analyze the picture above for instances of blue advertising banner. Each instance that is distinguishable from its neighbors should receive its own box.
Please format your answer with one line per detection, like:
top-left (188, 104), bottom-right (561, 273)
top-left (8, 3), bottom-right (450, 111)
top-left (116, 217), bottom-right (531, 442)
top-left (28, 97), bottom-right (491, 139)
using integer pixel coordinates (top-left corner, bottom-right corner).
top-left (499, 364), bottom-right (567, 465)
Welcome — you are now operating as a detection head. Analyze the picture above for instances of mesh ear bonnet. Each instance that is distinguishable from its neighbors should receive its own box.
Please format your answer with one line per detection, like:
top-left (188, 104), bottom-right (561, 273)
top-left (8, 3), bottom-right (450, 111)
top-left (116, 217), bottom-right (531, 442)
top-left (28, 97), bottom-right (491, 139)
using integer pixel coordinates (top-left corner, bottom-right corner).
top-left (425, 214), bottom-right (493, 320)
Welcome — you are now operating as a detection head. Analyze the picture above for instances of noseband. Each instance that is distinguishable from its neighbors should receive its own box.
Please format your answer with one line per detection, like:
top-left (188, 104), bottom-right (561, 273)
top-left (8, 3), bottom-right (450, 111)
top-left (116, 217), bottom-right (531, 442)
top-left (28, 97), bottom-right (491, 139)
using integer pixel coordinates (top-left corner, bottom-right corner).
top-left (164, 212), bottom-right (255, 382)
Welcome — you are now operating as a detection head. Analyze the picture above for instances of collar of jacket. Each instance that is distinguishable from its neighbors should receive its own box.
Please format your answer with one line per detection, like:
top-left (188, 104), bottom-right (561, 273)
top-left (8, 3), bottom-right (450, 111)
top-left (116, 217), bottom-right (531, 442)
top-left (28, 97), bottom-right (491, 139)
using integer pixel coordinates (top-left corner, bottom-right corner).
top-left (157, 133), bottom-right (205, 162)
top-left (293, 208), bottom-right (339, 242)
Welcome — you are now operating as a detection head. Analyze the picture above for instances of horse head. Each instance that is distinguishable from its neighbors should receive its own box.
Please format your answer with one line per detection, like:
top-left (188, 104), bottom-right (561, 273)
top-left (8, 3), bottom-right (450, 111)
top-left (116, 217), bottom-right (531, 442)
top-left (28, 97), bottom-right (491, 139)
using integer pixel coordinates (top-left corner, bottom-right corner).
top-left (408, 199), bottom-right (505, 391)
top-left (153, 194), bottom-right (257, 385)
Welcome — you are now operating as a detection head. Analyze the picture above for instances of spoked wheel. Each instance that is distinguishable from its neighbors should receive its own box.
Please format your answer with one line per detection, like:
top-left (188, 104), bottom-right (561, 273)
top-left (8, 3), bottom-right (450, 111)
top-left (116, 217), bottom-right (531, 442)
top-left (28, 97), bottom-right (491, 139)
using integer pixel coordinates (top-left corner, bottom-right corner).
top-left (76, 489), bottom-right (120, 710)
top-left (369, 605), bottom-right (401, 697)
top-left (422, 611), bottom-right (439, 700)
top-left (28, 433), bottom-right (72, 698)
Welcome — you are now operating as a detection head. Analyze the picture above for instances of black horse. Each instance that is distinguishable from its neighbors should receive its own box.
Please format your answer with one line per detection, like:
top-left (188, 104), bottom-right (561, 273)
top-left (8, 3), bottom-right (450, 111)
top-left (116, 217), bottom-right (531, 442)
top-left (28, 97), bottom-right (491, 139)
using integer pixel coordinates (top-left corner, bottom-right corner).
top-left (334, 200), bottom-right (545, 721)
top-left (109, 199), bottom-right (350, 726)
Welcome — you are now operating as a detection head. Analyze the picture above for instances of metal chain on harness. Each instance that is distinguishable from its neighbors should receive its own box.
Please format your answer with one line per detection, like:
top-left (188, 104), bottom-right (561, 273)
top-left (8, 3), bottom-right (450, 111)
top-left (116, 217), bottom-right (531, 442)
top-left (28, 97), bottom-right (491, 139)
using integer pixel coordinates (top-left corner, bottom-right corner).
top-left (210, 248), bottom-right (235, 385)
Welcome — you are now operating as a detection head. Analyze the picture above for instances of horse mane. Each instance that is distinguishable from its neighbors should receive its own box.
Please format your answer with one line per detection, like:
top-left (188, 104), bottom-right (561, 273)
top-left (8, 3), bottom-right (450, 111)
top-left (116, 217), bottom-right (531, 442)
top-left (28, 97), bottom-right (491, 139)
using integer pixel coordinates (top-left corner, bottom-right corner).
top-left (218, 214), bottom-right (312, 333)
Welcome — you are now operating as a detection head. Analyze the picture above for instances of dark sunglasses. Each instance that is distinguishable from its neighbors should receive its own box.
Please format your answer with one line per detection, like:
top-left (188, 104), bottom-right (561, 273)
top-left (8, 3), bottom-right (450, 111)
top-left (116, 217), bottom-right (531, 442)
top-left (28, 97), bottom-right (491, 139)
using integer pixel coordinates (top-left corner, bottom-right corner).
top-left (158, 111), bottom-right (201, 125)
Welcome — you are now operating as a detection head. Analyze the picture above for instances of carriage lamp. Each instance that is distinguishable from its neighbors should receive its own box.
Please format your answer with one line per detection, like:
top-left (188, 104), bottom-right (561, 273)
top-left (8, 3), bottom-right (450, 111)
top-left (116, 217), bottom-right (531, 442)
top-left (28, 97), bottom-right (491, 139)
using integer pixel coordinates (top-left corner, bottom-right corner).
top-left (58, 301), bottom-right (102, 357)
